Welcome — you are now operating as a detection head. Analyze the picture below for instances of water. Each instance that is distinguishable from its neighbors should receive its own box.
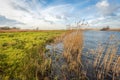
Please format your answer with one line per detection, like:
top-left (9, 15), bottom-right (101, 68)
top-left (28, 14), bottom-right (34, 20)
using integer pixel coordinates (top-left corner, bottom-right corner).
top-left (83, 30), bottom-right (120, 55)
top-left (46, 30), bottom-right (120, 55)
top-left (82, 31), bottom-right (120, 79)
top-left (46, 30), bottom-right (120, 80)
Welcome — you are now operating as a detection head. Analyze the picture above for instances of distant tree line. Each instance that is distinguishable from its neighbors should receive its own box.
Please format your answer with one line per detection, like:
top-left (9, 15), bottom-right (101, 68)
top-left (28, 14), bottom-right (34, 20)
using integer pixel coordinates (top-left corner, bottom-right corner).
top-left (101, 26), bottom-right (110, 31)
top-left (0, 26), bottom-right (20, 30)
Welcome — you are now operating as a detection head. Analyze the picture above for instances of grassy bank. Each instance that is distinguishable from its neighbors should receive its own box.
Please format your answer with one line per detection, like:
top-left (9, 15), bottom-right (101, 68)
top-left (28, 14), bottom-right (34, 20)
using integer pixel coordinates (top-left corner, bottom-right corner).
top-left (0, 30), bottom-right (65, 80)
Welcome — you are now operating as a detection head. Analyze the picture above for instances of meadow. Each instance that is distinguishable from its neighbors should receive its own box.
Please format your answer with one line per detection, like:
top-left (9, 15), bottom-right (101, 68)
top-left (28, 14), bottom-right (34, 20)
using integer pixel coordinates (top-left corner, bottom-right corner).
top-left (0, 30), bottom-right (65, 80)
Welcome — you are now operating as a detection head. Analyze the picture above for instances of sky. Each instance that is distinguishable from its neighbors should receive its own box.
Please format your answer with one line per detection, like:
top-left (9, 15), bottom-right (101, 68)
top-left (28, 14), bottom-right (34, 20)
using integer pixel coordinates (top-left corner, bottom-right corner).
top-left (0, 0), bottom-right (120, 30)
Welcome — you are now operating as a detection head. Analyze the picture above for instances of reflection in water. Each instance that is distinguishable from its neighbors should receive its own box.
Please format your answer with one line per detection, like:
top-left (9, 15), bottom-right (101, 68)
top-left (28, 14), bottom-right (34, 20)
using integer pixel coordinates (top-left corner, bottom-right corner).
top-left (83, 31), bottom-right (120, 55)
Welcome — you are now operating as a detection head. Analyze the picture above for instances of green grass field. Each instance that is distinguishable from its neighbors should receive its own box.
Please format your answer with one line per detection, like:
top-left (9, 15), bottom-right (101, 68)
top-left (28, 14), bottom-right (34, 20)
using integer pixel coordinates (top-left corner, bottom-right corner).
top-left (0, 31), bottom-right (65, 80)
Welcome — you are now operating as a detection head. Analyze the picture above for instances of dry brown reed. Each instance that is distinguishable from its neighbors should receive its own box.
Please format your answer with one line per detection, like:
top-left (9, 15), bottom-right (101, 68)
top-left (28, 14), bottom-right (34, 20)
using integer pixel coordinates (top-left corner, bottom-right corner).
top-left (47, 29), bottom-right (120, 80)
top-left (93, 37), bottom-right (120, 80)
top-left (54, 30), bottom-right (74, 44)
top-left (61, 30), bottom-right (120, 80)
top-left (62, 29), bottom-right (86, 79)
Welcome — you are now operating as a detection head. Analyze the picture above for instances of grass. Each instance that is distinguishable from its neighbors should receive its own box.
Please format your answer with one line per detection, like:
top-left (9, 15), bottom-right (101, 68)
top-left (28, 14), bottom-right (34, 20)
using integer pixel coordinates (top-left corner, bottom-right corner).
top-left (0, 30), bottom-right (65, 80)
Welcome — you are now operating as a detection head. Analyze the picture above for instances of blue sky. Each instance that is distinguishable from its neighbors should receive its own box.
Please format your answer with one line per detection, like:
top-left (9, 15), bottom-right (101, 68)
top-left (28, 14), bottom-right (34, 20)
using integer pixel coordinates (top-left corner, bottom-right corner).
top-left (0, 0), bottom-right (120, 29)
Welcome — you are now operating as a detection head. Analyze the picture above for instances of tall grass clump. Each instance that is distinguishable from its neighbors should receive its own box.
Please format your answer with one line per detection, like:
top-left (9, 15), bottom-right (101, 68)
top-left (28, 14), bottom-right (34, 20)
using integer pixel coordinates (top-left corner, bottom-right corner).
top-left (62, 30), bottom-right (87, 79)
top-left (93, 36), bottom-right (120, 80)
top-left (21, 45), bottom-right (52, 80)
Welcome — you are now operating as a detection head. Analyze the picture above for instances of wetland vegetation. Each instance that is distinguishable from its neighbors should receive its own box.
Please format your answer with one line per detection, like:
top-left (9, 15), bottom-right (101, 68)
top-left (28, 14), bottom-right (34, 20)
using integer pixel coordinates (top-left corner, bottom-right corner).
top-left (0, 29), bottom-right (120, 80)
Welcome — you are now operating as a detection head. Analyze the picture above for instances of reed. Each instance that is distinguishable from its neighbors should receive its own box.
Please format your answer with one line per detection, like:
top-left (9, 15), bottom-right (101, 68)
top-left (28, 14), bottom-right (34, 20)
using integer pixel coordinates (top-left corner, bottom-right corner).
top-left (62, 30), bottom-right (86, 79)
top-left (61, 30), bottom-right (120, 80)
top-left (46, 30), bottom-right (120, 80)
top-left (92, 36), bottom-right (120, 80)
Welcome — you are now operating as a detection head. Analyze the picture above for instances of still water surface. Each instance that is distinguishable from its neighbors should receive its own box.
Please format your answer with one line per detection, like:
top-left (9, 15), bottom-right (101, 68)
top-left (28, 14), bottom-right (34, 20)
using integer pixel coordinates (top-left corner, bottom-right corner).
top-left (83, 30), bottom-right (120, 55)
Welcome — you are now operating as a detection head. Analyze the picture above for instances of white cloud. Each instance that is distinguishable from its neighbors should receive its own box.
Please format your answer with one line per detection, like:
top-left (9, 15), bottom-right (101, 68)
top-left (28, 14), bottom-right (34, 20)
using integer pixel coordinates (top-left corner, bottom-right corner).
top-left (96, 0), bottom-right (110, 16)
top-left (96, 0), bottom-right (120, 16)
top-left (96, 0), bottom-right (109, 8)
top-left (87, 15), bottom-right (120, 28)
top-left (40, 4), bottom-right (73, 22)
top-left (0, 0), bottom-right (73, 29)
top-left (0, 0), bottom-right (120, 29)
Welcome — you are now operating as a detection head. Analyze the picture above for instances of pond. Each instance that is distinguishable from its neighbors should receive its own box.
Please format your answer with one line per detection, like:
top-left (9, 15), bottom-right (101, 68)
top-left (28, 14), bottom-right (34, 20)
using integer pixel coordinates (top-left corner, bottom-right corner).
top-left (83, 30), bottom-right (120, 55)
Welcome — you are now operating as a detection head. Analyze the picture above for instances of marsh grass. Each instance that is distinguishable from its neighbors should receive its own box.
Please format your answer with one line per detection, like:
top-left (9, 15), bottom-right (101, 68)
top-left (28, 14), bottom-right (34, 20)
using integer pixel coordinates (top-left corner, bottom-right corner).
top-left (48, 30), bottom-right (87, 80)
top-left (93, 37), bottom-right (120, 80)
top-left (48, 30), bottom-right (120, 80)
top-left (80, 34), bottom-right (120, 80)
